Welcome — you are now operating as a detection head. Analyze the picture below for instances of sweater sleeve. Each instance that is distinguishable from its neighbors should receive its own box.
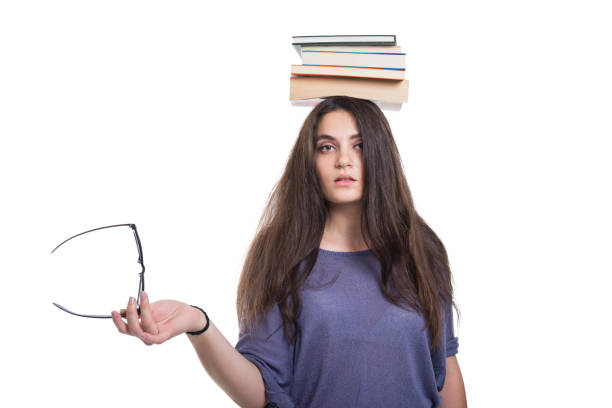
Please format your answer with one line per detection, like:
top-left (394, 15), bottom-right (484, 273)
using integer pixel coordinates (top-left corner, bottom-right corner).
top-left (433, 302), bottom-right (459, 391)
top-left (235, 304), bottom-right (295, 408)
top-left (444, 303), bottom-right (459, 357)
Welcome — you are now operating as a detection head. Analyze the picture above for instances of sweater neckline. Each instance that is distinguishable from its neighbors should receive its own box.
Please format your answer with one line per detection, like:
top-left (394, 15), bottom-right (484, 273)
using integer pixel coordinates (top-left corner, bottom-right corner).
top-left (318, 247), bottom-right (372, 256)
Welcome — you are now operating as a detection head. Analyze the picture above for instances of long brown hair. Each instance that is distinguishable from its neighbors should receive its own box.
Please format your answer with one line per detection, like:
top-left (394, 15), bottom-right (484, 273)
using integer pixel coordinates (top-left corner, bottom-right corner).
top-left (237, 96), bottom-right (456, 350)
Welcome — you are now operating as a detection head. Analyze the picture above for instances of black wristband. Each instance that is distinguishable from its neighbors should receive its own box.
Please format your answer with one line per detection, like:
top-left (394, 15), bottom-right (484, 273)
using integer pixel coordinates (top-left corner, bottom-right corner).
top-left (187, 305), bottom-right (210, 335)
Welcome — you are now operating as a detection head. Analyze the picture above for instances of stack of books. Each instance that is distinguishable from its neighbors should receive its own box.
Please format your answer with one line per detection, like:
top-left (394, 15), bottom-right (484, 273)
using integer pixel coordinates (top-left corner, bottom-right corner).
top-left (289, 35), bottom-right (409, 107)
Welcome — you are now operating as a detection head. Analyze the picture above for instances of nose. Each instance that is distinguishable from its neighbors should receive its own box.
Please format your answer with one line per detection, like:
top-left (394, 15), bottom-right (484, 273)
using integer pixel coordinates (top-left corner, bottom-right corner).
top-left (336, 151), bottom-right (353, 168)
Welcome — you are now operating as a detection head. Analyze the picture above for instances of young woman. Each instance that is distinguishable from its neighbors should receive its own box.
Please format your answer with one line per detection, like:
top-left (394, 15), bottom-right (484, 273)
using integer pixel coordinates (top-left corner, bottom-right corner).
top-left (112, 96), bottom-right (467, 408)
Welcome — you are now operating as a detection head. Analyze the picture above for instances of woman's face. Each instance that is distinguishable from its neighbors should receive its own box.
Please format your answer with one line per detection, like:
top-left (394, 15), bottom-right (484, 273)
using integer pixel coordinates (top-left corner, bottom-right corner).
top-left (314, 109), bottom-right (364, 205)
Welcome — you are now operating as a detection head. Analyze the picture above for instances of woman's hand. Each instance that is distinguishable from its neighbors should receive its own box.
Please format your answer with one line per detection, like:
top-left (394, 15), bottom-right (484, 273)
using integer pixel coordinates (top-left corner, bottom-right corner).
top-left (111, 291), bottom-right (205, 346)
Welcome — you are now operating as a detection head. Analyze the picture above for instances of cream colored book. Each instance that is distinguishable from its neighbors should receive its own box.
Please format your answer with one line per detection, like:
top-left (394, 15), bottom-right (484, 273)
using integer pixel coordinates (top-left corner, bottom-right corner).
top-left (289, 76), bottom-right (409, 103)
top-left (291, 64), bottom-right (405, 80)
top-left (300, 45), bottom-right (402, 55)
top-left (301, 50), bottom-right (405, 69)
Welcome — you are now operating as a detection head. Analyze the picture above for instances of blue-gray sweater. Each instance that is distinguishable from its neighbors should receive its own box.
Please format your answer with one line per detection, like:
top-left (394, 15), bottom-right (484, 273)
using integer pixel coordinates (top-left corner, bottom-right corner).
top-left (236, 248), bottom-right (459, 407)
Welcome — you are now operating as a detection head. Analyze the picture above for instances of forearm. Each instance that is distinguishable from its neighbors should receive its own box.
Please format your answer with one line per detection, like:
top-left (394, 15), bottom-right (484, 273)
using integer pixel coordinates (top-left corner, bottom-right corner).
top-left (187, 320), bottom-right (266, 408)
top-left (439, 356), bottom-right (467, 408)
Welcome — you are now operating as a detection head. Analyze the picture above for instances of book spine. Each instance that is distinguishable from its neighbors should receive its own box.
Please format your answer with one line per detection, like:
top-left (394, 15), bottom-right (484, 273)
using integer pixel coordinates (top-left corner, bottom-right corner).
top-left (289, 76), bottom-right (409, 103)
top-left (291, 64), bottom-right (405, 80)
top-left (302, 50), bottom-right (405, 55)
top-left (302, 64), bottom-right (404, 70)
top-left (300, 45), bottom-right (402, 53)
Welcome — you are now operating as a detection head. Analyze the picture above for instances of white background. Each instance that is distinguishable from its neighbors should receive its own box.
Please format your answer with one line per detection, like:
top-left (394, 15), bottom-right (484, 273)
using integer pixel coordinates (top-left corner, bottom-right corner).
top-left (1, 1), bottom-right (610, 406)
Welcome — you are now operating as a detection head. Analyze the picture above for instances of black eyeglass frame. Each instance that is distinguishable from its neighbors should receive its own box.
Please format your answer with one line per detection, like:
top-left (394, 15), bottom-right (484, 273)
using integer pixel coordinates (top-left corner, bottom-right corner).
top-left (51, 223), bottom-right (145, 319)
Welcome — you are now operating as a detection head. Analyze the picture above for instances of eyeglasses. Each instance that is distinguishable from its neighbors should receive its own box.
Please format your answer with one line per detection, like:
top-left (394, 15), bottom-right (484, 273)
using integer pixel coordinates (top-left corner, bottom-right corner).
top-left (51, 223), bottom-right (145, 319)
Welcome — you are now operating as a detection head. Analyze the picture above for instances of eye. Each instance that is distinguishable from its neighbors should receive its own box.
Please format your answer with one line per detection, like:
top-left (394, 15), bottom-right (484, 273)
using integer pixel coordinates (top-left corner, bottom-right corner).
top-left (317, 143), bottom-right (363, 152)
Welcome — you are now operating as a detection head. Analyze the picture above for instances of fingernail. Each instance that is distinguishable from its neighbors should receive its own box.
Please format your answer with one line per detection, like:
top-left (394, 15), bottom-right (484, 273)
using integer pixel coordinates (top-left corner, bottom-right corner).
top-left (129, 297), bottom-right (135, 305)
top-left (142, 291), bottom-right (147, 301)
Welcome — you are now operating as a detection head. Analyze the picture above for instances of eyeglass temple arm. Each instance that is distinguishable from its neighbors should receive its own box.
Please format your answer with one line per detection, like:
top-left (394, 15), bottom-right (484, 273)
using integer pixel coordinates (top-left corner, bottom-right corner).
top-left (51, 223), bottom-right (136, 254)
top-left (53, 303), bottom-right (140, 319)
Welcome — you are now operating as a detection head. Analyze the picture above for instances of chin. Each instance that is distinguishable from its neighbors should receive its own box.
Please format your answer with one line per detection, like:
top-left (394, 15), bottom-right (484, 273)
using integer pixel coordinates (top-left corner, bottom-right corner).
top-left (326, 195), bottom-right (363, 205)
top-left (323, 186), bottom-right (363, 204)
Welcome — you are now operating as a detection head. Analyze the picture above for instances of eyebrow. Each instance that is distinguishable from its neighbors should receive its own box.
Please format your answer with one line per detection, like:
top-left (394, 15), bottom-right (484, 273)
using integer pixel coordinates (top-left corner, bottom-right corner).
top-left (315, 133), bottom-right (362, 143)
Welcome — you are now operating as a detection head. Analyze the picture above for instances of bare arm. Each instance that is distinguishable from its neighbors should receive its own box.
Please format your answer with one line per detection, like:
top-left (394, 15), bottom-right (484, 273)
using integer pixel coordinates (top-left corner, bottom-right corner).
top-left (439, 355), bottom-right (467, 408)
top-left (111, 292), bottom-right (266, 408)
top-left (187, 319), bottom-right (266, 408)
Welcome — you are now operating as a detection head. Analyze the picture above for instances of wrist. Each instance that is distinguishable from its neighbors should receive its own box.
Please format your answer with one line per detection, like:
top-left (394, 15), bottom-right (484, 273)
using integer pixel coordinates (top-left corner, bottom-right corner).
top-left (187, 305), bottom-right (209, 335)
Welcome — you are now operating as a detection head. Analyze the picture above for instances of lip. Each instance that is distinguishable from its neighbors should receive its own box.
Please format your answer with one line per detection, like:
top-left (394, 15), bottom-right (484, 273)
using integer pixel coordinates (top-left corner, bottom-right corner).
top-left (334, 179), bottom-right (356, 186)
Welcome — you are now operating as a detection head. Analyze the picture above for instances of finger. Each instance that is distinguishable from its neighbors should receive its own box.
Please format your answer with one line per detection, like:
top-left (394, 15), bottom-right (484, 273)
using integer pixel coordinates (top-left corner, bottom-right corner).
top-left (111, 310), bottom-right (128, 334)
top-left (126, 296), bottom-right (144, 337)
top-left (141, 325), bottom-right (174, 345)
top-left (140, 336), bottom-right (153, 346)
top-left (139, 291), bottom-right (158, 335)
top-left (113, 308), bottom-right (151, 345)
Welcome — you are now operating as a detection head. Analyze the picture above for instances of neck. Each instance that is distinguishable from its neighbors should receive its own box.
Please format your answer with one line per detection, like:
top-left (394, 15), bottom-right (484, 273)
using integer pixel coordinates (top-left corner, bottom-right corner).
top-left (320, 201), bottom-right (368, 252)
